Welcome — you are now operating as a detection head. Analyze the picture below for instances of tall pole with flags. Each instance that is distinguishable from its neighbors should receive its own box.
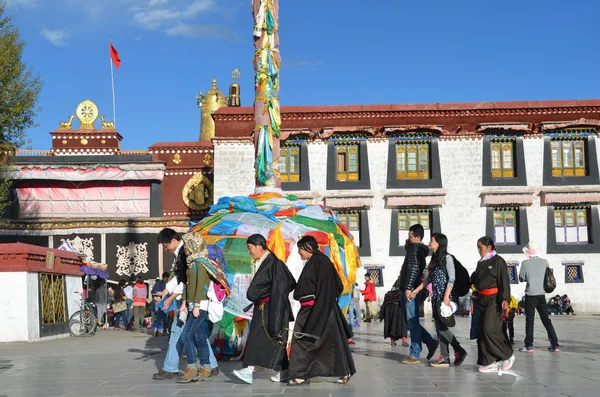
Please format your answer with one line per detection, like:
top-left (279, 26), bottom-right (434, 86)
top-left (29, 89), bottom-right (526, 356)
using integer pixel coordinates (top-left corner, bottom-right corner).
top-left (108, 41), bottom-right (121, 127)
top-left (252, 0), bottom-right (281, 189)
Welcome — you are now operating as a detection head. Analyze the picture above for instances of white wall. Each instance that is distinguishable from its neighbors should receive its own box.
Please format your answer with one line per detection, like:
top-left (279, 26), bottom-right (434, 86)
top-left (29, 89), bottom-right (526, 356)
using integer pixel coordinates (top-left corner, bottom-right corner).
top-left (0, 272), bottom-right (35, 342)
top-left (216, 135), bottom-right (600, 312)
top-left (213, 141), bottom-right (255, 200)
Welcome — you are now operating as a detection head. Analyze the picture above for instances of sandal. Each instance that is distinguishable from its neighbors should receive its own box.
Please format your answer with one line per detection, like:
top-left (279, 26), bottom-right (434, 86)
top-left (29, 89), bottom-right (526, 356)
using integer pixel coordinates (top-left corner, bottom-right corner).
top-left (336, 375), bottom-right (351, 384)
top-left (288, 378), bottom-right (310, 386)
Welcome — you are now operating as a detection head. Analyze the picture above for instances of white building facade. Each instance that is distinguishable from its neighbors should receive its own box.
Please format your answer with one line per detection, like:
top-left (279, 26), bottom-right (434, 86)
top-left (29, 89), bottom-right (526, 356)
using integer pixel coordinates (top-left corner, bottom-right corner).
top-left (212, 101), bottom-right (600, 313)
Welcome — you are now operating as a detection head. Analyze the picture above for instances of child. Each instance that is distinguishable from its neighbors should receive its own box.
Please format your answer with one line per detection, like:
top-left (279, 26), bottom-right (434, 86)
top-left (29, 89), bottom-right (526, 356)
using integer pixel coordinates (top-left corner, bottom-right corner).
top-left (132, 275), bottom-right (148, 333)
top-left (360, 273), bottom-right (377, 322)
top-left (502, 295), bottom-right (518, 345)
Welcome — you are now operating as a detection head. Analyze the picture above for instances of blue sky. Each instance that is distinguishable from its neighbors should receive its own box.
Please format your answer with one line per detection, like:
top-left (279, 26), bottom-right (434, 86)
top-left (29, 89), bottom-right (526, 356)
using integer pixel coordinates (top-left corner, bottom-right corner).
top-left (6, 0), bottom-right (600, 150)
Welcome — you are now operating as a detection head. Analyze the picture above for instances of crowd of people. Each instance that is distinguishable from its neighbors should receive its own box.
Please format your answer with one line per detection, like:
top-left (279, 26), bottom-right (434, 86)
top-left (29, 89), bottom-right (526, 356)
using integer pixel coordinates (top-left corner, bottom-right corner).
top-left (373, 226), bottom-right (565, 373)
top-left (86, 223), bottom-right (575, 382)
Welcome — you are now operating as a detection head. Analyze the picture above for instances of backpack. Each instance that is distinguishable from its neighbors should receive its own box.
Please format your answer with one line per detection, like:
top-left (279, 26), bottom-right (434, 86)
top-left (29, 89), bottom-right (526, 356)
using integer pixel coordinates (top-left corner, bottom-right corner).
top-left (543, 261), bottom-right (557, 294)
top-left (444, 254), bottom-right (471, 297)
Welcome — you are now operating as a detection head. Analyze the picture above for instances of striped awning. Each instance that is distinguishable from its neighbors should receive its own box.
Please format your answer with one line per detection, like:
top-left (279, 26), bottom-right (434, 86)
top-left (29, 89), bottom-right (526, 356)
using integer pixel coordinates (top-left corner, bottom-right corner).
top-left (542, 192), bottom-right (600, 205)
top-left (482, 194), bottom-right (534, 206)
top-left (386, 196), bottom-right (445, 207)
top-left (324, 197), bottom-right (373, 209)
top-left (476, 123), bottom-right (531, 133)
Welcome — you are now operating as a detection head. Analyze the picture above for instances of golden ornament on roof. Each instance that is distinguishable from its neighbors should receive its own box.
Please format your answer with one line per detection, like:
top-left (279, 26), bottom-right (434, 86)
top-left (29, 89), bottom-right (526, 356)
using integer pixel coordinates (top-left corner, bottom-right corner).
top-left (198, 79), bottom-right (227, 141)
top-left (76, 100), bottom-right (99, 130)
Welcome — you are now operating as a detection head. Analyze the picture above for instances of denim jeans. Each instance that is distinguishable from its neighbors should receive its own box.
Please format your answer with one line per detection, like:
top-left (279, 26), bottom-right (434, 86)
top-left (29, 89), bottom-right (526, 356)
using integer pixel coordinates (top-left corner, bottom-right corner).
top-left (124, 299), bottom-right (133, 326)
top-left (403, 291), bottom-right (436, 358)
top-left (153, 305), bottom-right (168, 331)
top-left (163, 317), bottom-right (185, 373)
top-left (181, 310), bottom-right (209, 367)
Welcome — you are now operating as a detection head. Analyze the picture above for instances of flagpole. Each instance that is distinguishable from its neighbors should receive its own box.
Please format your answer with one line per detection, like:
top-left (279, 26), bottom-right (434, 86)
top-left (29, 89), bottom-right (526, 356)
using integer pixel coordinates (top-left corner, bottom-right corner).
top-left (109, 41), bottom-right (116, 127)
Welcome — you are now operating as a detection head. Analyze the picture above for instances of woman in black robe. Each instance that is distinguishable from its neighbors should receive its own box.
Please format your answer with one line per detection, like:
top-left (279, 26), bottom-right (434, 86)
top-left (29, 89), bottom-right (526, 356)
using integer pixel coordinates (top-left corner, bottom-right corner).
top-left (287, 236), bottom-right (356, 385)
top-left (471, 236), bottom-right (515, 373)
top-left (232, 234), bottom-right (296, 385)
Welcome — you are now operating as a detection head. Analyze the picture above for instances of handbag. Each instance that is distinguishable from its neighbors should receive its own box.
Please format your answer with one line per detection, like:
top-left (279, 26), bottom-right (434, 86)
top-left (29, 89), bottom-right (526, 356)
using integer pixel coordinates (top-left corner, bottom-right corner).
top-left (543, 261), bottom-right (557, 294)
top-left (112, 301), bottom-right (127, 313)
top-left (207, 281), bottom-right (224, 323)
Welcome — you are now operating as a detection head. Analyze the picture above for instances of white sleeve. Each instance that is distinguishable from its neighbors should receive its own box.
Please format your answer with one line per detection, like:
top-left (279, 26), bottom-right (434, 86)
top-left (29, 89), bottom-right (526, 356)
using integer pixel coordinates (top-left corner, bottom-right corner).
top-left (173, 282), bottom-right (184, 297)
top-left (165, 276), bottom-right (179, 293)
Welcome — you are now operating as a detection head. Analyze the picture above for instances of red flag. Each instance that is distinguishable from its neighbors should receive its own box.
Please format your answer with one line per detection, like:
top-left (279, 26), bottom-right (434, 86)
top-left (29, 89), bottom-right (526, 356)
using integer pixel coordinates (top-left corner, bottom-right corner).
top-left (109, 43), bottom-right (121, 68)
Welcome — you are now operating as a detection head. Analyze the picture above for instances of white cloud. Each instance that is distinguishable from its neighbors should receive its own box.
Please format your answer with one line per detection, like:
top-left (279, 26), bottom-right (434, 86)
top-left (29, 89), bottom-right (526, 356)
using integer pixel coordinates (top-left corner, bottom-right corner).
top-left (41, 28), bottom-right (69, 47)
top-left (183, 0), bottom-right (214, 18)
top-left (132, 8), bottom-right (181, 30)
top-left (131, 0), bottom-right (216, 32)
top-left (148, 0), bottom-right (168, 6)
top-left (166, 23), bottom-right (237, 40)
top-left (5, 0), bottom-right (38, 8)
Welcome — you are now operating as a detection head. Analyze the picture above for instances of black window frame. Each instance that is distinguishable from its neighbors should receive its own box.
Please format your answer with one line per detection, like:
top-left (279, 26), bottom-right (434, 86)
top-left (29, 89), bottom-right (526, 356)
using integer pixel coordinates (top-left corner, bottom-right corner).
top-left (547, 205), bottom-right (600, 254)
top-left (482, 135), bottom-right (527, 186)
top-left (543, 132), bottom-right (599, 186)
top-left (389, 207), bottom-right (441, 256)
top-left (386, 136), bottom-right (442, 189)
top-left (485, 207), bottom-right (530, 254)
top-left (280, 139), bottom-right (311, 191)
top-left (327, 137), bottom-right (370, 190)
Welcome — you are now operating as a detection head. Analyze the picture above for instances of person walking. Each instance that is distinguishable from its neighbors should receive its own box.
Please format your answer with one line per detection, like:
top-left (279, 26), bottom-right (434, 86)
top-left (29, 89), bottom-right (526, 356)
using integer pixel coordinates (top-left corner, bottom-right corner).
top-left (232, 234), bottom-right (296, 385)
top-left (394, 224), bottom-right (438, 365)
top-left (412, 233), bottom-right (467, 367)
top-left (471, 237), bottom-right (515, 373)
top-left (287, 236), bottom-right (356, 385)
top-left (518, 242), bottom-right (560, 353)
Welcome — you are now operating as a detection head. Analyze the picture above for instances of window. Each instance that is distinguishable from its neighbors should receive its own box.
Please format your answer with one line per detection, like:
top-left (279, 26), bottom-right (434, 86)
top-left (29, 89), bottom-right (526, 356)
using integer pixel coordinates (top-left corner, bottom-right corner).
top-left (279, 145), bottom-right (300, 182)
top-left (335, 143), bottom-right (359, 181)
top-left (398, 210), bottom-right (431, 244)
top-left (395, 141), bottom-right (429, 180)
top-left (493, 208), bottom-right (517, 245)
top-left (365, 266), bottom-right (384, 287)
top-left (491, 139), bottom-right (514, 178)
top-left (551, 139), bottom-right (586, 177)
top-left (337, 210), bottom-right (361, 247)
top-left (506, 262), bottom-right (519, 284)
top-left (554, 207), bottom-right (589, 244)
top-left (564, 262), bottom-right (584, 283)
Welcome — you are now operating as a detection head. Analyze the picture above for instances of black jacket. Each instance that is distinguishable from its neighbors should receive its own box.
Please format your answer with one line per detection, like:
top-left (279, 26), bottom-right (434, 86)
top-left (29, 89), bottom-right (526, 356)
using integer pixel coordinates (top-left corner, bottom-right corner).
top-left (174, 245), bottom-right (188, 286)
top-left (395, 243), bottom-right (429, 291)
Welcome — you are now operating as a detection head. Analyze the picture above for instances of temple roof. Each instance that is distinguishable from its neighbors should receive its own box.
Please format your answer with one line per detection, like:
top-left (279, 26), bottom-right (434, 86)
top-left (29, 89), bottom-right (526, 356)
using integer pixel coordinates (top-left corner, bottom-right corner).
top-left (213, 99), bottom-right (600, 138)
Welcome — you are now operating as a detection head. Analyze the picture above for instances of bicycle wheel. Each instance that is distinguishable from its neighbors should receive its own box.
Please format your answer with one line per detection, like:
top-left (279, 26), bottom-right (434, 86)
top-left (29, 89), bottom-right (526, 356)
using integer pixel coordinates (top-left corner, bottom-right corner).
top-left (69, 318), bottom-right (86, 337)
top-left (70, 310), bottom-right (97, 336)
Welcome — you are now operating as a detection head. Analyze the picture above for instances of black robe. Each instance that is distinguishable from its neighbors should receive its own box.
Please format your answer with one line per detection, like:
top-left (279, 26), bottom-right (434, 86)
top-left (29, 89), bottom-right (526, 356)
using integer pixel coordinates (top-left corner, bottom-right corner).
top-left (471, 254), bottom-right (513, 366)
top-left (379, 289), bottom-right (407, 340)
top-left (288, 253), bottom-right (356, 379)
top-left (243, 252), bottom-right (296, 371)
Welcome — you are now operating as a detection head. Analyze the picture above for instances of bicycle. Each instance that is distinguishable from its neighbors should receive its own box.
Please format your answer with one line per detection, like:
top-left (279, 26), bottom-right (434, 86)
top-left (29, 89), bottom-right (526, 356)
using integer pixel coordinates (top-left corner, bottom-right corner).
top-left (68, 292), bottom-right (98, 337)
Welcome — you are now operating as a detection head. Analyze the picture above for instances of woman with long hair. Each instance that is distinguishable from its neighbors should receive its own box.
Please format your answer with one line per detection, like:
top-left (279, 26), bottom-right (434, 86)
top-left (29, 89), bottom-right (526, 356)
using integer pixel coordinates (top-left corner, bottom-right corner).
top-left (287, 235), bottom-right (356, 386)
top-left (471, 236), bottom-right (515, 373)
top-left (412, 233), bottom-right (467, 367)
top-left (232, 234), bottom-right (296, 385)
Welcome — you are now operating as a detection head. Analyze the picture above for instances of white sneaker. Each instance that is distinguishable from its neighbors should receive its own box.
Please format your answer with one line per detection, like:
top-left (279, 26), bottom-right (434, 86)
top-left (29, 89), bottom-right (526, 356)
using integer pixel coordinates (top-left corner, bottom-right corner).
top-left (501, 355), bottom-right (515, 371)
top-left (233, 368), bottom-right (253, 384)
top-left (478, 363), bottom-right (499, 373)
top-left (270, 370), bottom-right (289, 382)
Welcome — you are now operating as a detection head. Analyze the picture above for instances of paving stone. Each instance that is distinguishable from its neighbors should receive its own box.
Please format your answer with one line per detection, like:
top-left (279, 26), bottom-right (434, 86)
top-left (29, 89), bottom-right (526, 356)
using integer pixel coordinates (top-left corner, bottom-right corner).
top-left (0, 315), bottom-right (596, 396)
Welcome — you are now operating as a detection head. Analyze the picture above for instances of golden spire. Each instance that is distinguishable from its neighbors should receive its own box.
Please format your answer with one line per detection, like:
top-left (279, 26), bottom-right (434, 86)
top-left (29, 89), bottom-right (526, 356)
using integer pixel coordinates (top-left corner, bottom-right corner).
top-left (198, 78), bottom-right (227, 141)
top-left (228, 69), bottom-right (241, 108)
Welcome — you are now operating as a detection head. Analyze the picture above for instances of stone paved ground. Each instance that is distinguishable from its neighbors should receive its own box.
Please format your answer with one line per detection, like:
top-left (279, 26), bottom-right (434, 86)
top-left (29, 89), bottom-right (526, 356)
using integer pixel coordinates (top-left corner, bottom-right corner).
top-left (0, 314), bottom-right (599, 397)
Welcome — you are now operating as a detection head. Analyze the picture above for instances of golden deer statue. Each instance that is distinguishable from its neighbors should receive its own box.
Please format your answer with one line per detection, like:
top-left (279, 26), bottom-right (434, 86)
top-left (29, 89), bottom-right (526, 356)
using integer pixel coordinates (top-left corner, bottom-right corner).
top-left (58, 115), bottom-right (74, 129)
top-left (100, 116), bottom-right (115, 129)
